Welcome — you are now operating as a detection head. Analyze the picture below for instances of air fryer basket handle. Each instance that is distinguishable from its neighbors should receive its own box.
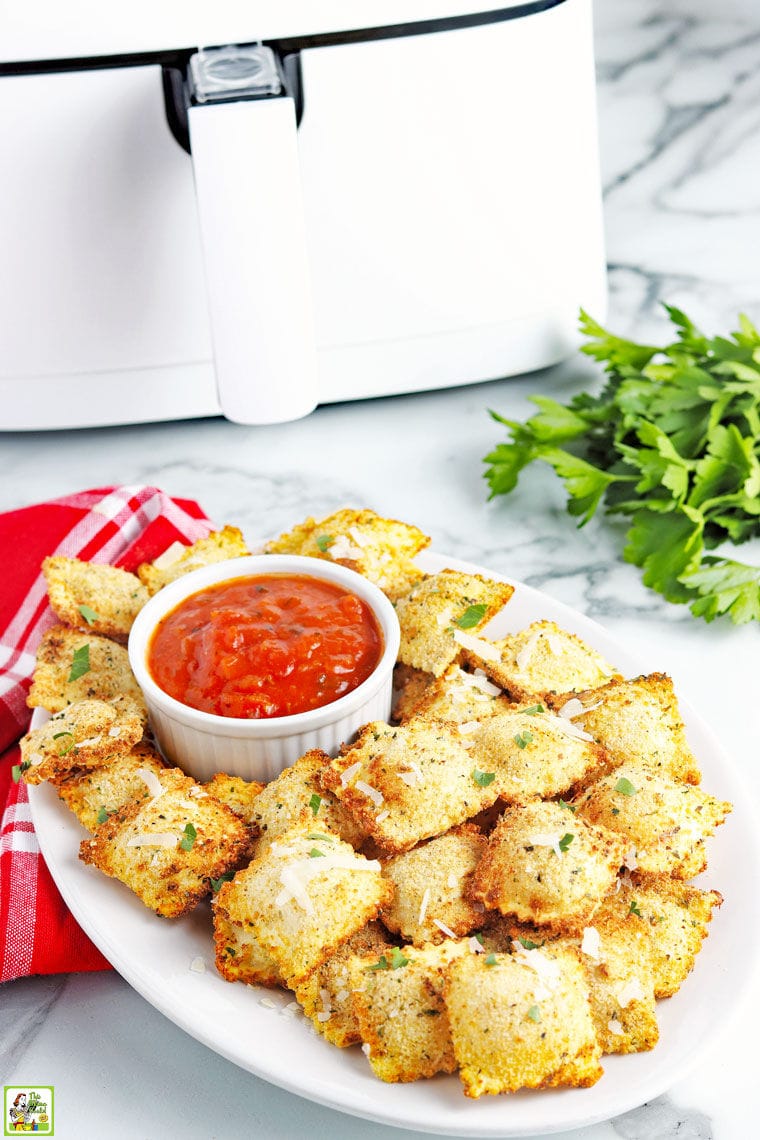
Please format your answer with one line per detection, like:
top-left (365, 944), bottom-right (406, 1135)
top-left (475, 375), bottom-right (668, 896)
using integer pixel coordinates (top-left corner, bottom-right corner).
top-left (187, 95), bottom-right (318, 424)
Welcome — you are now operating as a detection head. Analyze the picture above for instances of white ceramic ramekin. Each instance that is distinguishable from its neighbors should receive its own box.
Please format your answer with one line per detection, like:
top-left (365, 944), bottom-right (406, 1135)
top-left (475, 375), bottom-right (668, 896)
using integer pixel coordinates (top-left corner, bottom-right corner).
top-left (127, 554), bottom-right (400, 783)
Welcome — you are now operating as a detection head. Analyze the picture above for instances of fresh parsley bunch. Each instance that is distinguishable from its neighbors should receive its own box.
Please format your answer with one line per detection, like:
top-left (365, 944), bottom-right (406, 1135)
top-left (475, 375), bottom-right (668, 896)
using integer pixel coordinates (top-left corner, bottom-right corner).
top-left (484, 306), bottom-right (760, 624)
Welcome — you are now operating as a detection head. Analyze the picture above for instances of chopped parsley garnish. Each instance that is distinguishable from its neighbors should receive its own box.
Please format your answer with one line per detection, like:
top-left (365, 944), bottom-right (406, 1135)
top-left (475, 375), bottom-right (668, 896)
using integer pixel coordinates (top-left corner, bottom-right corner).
top-left (96, 807), bottom-right (110, 825)
top-left (52, 730), bottom-right (76, 755)
top-left (473, 933), bottom-right (484, 945)
top-left (558, 799), bottom-right (576, 813)
top-left (367, 947), bottom-right (410, 972)
top-left (78, 604), bottom-right (100, 625)
top-left (484, 953), bottom-right (499, 966)
top-left (307, 832), bottom-right (334, 843)
top-left (179, 822), bottom-right (197, 852)
top-left (518, 936), bottom-right (543, 950)
top-left (615, 777), bottom-right (638, 796)
top-left (315, 534), bottom-right (334, 552)
top-left (454, 603), bottom-right (488, 630)
top-left (309, 848), bottom-right (326, 858)
top-left (558, 832), bottom-right (574, 853)
top-left (522, 704), bottom-right (544, 716)
top-left (629, 899), bottom-right (643, 917)
top-left (514, 730), bottom-right (534, 749)
top-left (68, 643), bottom-right (91, 682)
top-left (210, 870), bottom-right (236, 893)
top-left (527, 1004), bottom-right (542, 1023)
top-left (472, 767), bottom-right (496, 787)
top-left (308, 793), bottom-right (322, 817)
top-left (12, 761), bottom-right (31, 783)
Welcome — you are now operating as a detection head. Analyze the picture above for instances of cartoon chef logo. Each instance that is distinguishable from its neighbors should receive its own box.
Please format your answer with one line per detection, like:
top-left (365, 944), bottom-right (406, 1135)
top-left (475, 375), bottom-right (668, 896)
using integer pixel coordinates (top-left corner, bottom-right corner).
top-left (8, 1095), bottom-right (30, 1132)
top-left (3, 1087), bottom-right (53, 1135)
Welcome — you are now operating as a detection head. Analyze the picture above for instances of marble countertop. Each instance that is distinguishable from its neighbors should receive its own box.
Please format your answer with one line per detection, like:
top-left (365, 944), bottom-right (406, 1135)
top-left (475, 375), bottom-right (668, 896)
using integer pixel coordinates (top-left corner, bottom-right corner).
top-left (2, 1), bottom-right (760, 1137)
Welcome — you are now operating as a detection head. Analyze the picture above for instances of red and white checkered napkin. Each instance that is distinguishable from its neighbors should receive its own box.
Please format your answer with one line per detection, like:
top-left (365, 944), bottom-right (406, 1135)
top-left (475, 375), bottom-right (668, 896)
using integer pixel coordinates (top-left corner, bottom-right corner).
top-left (0, 485), bottom-right (213, 982)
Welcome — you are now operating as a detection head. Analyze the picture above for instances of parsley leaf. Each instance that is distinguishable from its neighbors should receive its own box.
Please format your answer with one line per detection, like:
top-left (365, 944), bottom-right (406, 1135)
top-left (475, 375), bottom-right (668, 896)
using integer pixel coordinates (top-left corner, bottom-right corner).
top-left (558, 833), bottom-right (574, 853)
top-left (484, 306), bottom-right (760, 623)
top-left (615, 777), bottom-right (637, 796)
top-left (68, 643), bottom-right (91, 682)
top-left (522, 704), bottom-right (544, 716)
top-left (179, 823), bottom-right (197, 852)
top-left (527, 1004), bottom-right (542, 1023)
top-left (455, 604), bottom-right (488, 630)
top-left (210, 870), bottom-right (236, 893)
top-left (518, 936), bottom-right (543, 950)
top-left (629, 899), bottom-right (643, 917)
top-left (484, 953), bottom-right (499, 966)
top-left (315, 534), bottom-right (333, 552)
top-left (96, 807), bottom-right (110, 825)
top-left (78, 604), bottom-right (100, 625)
top-left (472, 768), bottom-right (496, 787)
top-left (308, 793), bottom-right (322, 818)
top-left (309, 848), bottom-right (326, 858)
top-left (513, 731), bottom-right (533, 750)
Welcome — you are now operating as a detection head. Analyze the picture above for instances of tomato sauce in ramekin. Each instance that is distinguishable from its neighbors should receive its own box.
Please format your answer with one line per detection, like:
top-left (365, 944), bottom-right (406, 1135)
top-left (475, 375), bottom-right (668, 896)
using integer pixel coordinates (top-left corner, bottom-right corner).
top-left (147, 573), bottom-right (384, 719)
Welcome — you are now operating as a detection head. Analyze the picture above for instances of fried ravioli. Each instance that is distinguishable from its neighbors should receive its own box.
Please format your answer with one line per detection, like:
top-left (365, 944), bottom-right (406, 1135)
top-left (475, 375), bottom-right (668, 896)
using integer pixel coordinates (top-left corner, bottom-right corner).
top-left (27, 625), bottom-right (145, 714)
top-left (137, 525), bottom-right (249, 594)
top-left (266, 507), bottom-right (430, 601)
top-left (79, 768), bottom-right (255, 918)
top-left (394, 569), bottom-right (514, 677)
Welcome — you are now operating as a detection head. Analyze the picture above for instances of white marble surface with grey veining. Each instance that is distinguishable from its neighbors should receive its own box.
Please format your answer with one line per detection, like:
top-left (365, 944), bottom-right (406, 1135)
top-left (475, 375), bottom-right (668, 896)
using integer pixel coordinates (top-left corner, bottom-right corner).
top-left (2, 1), bottom-right (760, 1137)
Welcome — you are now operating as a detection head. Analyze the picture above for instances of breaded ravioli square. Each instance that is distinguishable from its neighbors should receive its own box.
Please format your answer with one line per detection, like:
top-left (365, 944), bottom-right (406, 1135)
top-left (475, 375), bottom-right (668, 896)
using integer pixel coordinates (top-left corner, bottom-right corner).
top-left (573, 762), bottom-right (731, 879)
top-left (552, 673), bottom-right (701, 785)
top-left (398, 663), bottom-right (514, 725)
top-left (461, 619), bottom-right (617, 701)
top-left (215, 825), bottom-right (392, 988)
top-left (444, 946), bottom-right (603, 1097)
top-left (203, 772), bottom-right (265, 826)
top-left (137, 525), bottom-right (249, 594)
top-left (294, 921), bottom-right (391, 1046)
top-left (20, 697), bottom-right (144, 785)
top-left (320, 721), bottom-right (498, 854)
top-left (602, 873), bottom-right (723, 998)
top-left (54, 739), bottom-right (166, 831)
top-left (42, 555), bottom-right (149, 641)
top-left (212, 907), bottom-right (284, 988)
top-left (391, 663), bottom-right (435, 724)
top-left (79, 767), bottom-right (255, 918)
top-left (350, 940), bottom-right (469, 1082)
top-left (470, 707), bottom-right (610, 802)
top-left (27, 625), bottom-right (146, 714)
top-left (394, 569), bottom-right (514, 677)
top-left (562, 912), bottom-right (658, 1054)
top-left (248, 749), bottom-right (365, 855)
top-left (469, 801), bottom-right (626, 933)
top-left (265, 507), bottom-right (430, 601)
top-left (380, 825), bottom-right (488, 946)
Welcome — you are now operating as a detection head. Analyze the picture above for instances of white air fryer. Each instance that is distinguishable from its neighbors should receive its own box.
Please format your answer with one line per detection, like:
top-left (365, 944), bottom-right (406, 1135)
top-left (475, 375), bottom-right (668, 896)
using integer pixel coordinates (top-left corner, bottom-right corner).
top-left (0, 0), bottom-right (606, 429)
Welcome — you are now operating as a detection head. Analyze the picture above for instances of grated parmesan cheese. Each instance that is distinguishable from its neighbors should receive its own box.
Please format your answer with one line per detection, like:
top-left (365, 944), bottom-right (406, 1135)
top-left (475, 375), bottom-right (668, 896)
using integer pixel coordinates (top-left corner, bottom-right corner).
top-left (275, 850), bottom-right (381, 913)
top-left (126, 831), bottom-right (178, 848)
top-left (452, 630), bottom-right (500, 660)
top-left (580, 926), bottom-right (602, 962)
top-left (259, 996), bottom-right (278, 1009)
top-left (623, 846), bottom-right (639, 872)
top-left (418, 888), bottom-right (431, 925)
top-left (152, 540), bottom-right (187, 570)
top-left (327, 534), bottom-right (363, 562)
top-left (347, 526), bottom-right (371, 549)
top-left (340, 761), bottom-right (362, 788)
top-left (136, 767), bottom-right (164, 802)
top-left (616, 978), bottom-right (644, 1008)
top-left (189, 956), bottom-right (206, 974)
top-left (355, 780), bottom-right (384, 806)
top-left (528, 832), bottom-right (564, 858)
top-left (461, 671), bottom-right (502, 697)
top-left (515, 632), bottom-right (541, 673)
top-left (512, 945), bottom-right (562, 1000)
top-left (432, 918), bottom-right (457, 939)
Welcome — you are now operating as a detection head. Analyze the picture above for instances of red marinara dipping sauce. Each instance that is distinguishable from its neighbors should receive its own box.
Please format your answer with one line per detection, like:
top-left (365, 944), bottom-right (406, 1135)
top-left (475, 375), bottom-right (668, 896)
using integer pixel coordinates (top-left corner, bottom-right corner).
top-left (147, 573), bottom-right (384, 720)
